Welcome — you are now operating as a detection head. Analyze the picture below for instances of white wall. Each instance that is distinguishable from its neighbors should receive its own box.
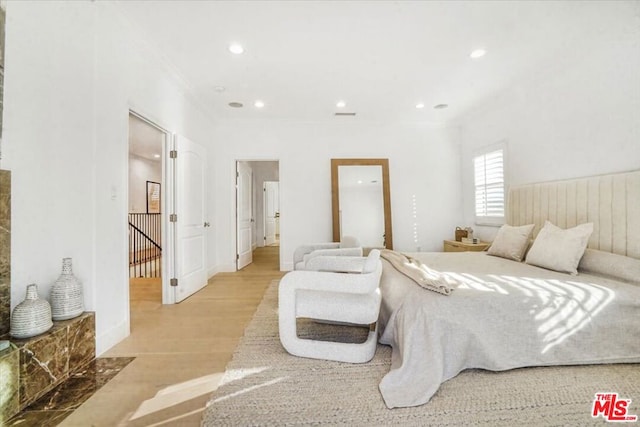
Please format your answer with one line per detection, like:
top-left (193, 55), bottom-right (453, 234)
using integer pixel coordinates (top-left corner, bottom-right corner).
top-left (458, 16), bottom-right (640, 242)
top-left (212, 120), bottom-right (462, 271)
top-left (128, 155), bottom-right (162, 213)
top-left (2, 1), bottom-right (95, 333)
top-left (2, 2), bottom-right (216, 354)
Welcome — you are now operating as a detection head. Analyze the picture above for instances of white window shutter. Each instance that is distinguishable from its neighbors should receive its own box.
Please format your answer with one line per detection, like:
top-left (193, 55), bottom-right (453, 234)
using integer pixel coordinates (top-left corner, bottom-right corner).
top-left (474, 148), bottom-right (505, 224)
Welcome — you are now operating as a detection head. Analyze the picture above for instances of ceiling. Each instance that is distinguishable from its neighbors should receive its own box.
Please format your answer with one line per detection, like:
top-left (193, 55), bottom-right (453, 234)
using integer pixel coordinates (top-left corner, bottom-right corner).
top-left (116, 1), bottom-right (634, 124)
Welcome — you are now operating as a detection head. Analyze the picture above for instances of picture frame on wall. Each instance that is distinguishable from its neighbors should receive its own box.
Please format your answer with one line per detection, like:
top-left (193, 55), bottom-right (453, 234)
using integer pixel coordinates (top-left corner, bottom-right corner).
top-left (146, 181), bottom-right (161, 214)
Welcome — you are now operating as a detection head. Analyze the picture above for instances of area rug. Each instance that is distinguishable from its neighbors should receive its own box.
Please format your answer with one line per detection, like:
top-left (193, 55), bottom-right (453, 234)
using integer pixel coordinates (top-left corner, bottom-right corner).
top-left (202, 281), bottom-right (640, 426)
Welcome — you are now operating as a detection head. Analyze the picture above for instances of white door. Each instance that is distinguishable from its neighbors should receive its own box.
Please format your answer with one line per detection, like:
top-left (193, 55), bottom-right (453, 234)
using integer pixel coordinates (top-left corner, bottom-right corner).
top-left (173, 135), bottom-right (208, 302)
top-left (236, 161), bottom-right (253, 269)
top-left (263, 181), bottom-right (279, 246)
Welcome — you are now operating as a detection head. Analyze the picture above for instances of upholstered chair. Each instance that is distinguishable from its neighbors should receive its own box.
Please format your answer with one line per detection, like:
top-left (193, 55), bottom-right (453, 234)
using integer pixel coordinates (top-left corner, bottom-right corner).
top-left (293, 236), bottom-right (362, 270)
top-left (278, 249), bottom-right (382, 363)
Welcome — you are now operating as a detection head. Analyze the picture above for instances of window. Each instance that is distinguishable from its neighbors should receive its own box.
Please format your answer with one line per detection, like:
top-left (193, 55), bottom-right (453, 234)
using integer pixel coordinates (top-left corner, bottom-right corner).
top-left (474, 146), bottom-right (505, 225)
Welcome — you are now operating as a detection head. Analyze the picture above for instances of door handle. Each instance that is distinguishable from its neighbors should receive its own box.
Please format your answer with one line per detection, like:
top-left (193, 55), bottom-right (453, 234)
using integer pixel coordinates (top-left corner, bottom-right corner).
top-left (204, 222), bottom-right (211, 227)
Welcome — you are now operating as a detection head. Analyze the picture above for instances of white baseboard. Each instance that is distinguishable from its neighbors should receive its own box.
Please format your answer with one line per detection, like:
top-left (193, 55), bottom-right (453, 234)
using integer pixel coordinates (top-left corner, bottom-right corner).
top-left (207, 265), bottom-right (220, 278)
top-left (96, 319), bottom-right (129, 356)
top-left (208, 262), bottom-right (237, 278)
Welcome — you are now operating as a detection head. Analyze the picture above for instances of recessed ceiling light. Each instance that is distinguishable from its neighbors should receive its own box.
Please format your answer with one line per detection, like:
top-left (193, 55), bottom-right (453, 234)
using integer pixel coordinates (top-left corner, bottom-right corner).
top-left (214, 86), bottom-right (226, 93)
top-left (434, 104), bottom-right (449, 109)
top-left (228, 102), bottom-right (243, 108)
top-left (415, 103), bottom-right (425, 109)
top-left (254, 100), bottom-right (265, 108)
top-left (336, 100), bottom-right (346, 108)
top-left (153, 154), bottom-right (161, 159)
top-left (228, 43), bottom-right (244, 55)
top-left (357, 180), bottom-right (363, 184)
top-left (470, 49), bottom-right (487, 59)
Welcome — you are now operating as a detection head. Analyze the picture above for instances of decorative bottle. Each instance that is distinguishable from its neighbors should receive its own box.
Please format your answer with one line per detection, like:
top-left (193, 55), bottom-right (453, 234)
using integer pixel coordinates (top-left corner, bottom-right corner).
top-left (50, 257), bottom-right (84, 321)
top-left (10, 284), bottom-right (53, 339)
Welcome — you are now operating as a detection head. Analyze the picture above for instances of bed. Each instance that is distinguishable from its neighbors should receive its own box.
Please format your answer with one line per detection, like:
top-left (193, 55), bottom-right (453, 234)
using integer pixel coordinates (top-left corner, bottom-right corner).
top-left (377, 170), bottom-right (640, 409)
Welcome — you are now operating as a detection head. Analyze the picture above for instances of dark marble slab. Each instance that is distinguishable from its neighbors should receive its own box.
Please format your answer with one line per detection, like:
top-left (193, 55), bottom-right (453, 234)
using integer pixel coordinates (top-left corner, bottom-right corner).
top-left (11, 312), bottom-right (96, 407)
top-left (16, 326), bottom-right (69, 407)
top-left (67, 312), bottom-right (95, 372)
top-left (0, 342), bottom-right (20, 423)
top-left (7, 357), bottom-right (135, 427)
top-left (0, 170), bottom-right (10, 338)
top-left (6, 409), bottom-right (70, 427)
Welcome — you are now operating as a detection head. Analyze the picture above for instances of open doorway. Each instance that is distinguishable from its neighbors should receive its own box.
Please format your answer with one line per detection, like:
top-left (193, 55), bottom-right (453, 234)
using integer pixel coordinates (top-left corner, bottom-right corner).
top-left (263, 180), bottom-right (280, 247)
top-left (128, 112), bottom-right (167, 308)
top-left (236, 160), bottom-right (280, 271)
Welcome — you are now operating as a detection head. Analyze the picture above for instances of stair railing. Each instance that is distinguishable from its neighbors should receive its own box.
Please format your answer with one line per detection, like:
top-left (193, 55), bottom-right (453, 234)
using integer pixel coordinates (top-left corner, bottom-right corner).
top-left (128, 213), bottom-right (162, 278)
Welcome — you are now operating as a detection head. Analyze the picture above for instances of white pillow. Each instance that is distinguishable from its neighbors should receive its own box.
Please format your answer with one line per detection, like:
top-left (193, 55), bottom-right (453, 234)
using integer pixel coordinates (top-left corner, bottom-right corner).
top-left (525, 221), bottom-right (593, 275)
top-left (487, 224), bottom-right (535, 262)
top-left (578, 249), bottom-right (640, 285)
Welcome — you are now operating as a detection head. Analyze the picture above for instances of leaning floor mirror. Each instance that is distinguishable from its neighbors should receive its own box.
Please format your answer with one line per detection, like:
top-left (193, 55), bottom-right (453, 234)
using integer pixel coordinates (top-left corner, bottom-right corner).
top-left (331, 158), bottom-right (393, 250)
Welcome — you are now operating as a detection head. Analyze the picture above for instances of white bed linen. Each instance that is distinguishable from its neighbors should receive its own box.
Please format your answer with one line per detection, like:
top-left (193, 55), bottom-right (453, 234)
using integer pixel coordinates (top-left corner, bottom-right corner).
top-left (378, 252), bottom-right (640, 409)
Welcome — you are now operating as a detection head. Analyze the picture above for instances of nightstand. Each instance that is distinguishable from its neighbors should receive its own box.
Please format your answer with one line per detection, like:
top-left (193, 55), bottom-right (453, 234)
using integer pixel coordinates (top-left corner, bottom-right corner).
top-left (443, 240), bottom-right (490, 252)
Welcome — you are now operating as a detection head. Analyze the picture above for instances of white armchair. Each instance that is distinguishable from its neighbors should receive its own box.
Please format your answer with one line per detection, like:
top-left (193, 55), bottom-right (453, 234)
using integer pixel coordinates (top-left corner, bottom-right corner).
top-left (293, 236), bottom-right (362, 270)
top-left (278, 249), bottom-right (382, 363)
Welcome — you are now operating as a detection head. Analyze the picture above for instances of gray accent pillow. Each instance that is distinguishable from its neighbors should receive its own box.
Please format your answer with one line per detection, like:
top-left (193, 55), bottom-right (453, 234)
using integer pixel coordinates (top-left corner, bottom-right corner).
top-left (525, 221), bottom-right (593, 275)
top-left (487, 224), bottom-right (535, 262)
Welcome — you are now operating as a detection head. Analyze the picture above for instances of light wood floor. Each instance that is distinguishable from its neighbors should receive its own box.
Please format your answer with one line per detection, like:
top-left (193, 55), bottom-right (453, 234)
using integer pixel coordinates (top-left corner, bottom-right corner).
top-left (59, 246), bottom-right (284, 427)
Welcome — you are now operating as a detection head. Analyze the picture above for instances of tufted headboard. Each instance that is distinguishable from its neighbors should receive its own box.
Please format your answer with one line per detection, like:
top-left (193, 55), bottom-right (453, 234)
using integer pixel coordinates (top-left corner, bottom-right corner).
top-left (507, 170), bottom-right (640, 259)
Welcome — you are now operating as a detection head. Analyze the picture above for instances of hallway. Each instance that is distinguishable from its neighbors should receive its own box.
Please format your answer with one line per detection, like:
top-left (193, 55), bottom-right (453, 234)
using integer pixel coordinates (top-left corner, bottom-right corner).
top-left (60, 246), bottom-right (283, 426)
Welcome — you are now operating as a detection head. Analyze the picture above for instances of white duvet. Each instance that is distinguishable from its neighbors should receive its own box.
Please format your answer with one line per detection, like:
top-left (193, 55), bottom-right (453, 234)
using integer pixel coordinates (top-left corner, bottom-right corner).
top-left (377, 252), bottom-right (640, 409)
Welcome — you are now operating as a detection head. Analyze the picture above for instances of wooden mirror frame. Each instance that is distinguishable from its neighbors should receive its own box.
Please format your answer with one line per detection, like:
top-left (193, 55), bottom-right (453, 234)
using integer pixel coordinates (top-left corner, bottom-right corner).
top-left (331, 158), bottom-right (393, 249)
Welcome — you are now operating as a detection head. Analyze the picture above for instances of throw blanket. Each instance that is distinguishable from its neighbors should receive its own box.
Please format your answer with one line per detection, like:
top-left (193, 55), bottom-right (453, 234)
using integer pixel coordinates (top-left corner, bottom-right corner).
top-left (380, 250), bottom-right (456, 295)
